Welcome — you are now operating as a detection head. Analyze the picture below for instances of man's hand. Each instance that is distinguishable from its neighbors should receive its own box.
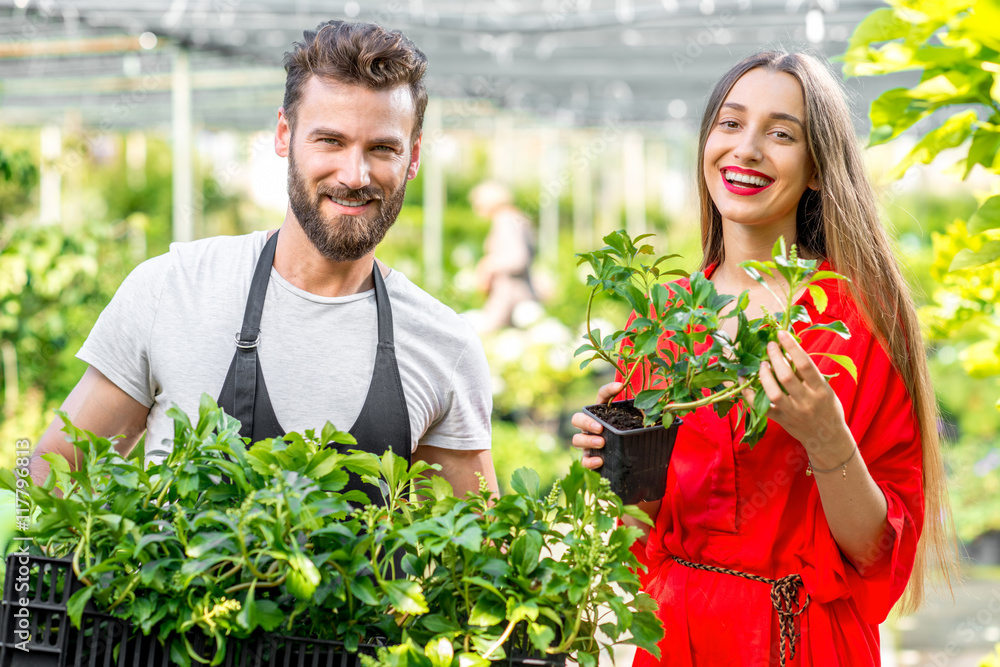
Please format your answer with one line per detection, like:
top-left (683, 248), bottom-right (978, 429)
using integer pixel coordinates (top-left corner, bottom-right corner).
top-left (411, 445), bottom-right (499, 498)
top-left (30, 366), bottom-right (150, 486)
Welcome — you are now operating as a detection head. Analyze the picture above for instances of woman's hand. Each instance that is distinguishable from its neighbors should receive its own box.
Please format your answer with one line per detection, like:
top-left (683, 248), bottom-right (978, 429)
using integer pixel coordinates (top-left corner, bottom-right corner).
top-left (569, 382), bottom-right (624, 470)
top-left (747, 330), bottom-right (892, 568)
top-left (571, 381), bottom-right (659, 543)
top-left (744, 329), bottom-right (854, 467)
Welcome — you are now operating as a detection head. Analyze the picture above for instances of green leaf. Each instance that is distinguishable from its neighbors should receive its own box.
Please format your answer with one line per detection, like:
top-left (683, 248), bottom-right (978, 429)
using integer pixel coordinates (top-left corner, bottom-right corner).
top-left (802, 321), bottom-right (851, 339)
top-left (887, 109), bottom-right (978, 180)
top-left (965, 125), bottom-right (1000, 177)
top-left (510, 468), bottom-right (541, 498)
top-left (67, 586), bottom-right (94, 628)
top-left (950, 241), bottom-right (1000, 270)
top-left (418, 614), bottom-right (462, 635)
top-left (622, 503), bottom-right (654, 526)
top-left (468, 595), bottom-right (505, 626)
top-left (844, 8), bottom-right (912, 61)
top-left (351, 577), bottom-right (380, 606)
top-left (809, 270), bottom-right (848, 282)
top-left (382, 579), bottom-right (429, 615)
top-left (864, 88), bottom-right (937, 146)
top-left (235, 583), bottom-right (259, 632)
top-left (527, 623), bottom-right (557, 653)
top-left (771, 236), bottom-right (787, 262)
top-left (458, 653), bottom-right (491, 667)
top-left (807, 285), bottom-right (828, 314)
top-left (425, 637), bottom-right (454, 667)
top-left (690, 370), bottom-right (732, 390)
top-left (111, 468), bottom-right (139, 489)
top-left (286, 569), bottom-right (317, 602)
top-left (968, 195), bottom-right (1000, 235)
top-left (255, 600), bottom-right (285, 632)
top-left (511, 530), bottom-right (543, 574)
top-left (810, 352), bottom-right (859, 382)
top-left (627, 610), bottom-right (665, 657)
top-left (634, 389), bottom-right (667, 412)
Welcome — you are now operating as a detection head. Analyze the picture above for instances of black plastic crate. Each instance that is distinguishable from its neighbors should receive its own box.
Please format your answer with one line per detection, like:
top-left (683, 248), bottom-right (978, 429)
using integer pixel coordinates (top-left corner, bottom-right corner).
top-left (1, 553), bottom-right (82, 667)
top-left (1, 556), bottom-right (564, 667)
top-left (0, 555), bottom-right (381, 667)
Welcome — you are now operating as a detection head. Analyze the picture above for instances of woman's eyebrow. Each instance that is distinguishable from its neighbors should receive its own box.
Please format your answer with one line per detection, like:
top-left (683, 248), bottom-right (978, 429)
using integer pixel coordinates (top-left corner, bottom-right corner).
top-left (721, 102), bottom-right (803, 128)
top-left (769, 112), bottom-right (803, 127)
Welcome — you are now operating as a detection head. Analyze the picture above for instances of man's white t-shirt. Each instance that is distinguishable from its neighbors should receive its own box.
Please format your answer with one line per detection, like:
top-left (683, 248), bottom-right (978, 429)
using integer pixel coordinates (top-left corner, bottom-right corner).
top-left (77, 231), bottom-right (492, 466)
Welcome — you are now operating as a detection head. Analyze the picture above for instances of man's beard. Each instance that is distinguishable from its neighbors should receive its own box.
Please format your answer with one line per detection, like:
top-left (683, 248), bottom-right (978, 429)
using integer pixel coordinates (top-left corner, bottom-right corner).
top-left (286, 148), bottom-right (407, 262)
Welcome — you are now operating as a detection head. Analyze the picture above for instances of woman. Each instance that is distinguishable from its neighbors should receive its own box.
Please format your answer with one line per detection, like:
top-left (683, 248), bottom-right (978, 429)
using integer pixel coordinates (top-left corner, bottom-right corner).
top-left (571, 51), bottom-right (954, 666)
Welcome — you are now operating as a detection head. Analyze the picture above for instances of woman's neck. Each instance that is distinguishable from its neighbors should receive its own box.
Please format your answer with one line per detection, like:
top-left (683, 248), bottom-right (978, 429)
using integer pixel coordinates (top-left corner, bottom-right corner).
top-left (712, 218), bottom-right (800, 290)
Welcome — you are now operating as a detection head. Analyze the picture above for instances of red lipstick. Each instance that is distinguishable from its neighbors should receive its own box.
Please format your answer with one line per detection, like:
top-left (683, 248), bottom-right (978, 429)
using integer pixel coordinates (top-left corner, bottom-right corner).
top-left (720, 166), bottom-right (773, 196)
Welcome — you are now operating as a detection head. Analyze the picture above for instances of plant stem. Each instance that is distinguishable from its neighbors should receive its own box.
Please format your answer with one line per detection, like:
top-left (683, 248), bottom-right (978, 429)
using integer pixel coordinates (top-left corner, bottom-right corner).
top-left (482, 619), bottom-right (519, 660)
top-left (106, 572), bottom-right (141, 612)
top-left (664, 378), bottom-right (752, 413)
top-left (224, 573), bottom-right (287, 595)
top-left (614, 360), bottom-right (643, 406)
top-left (585, 289), bottom-right (629, 380)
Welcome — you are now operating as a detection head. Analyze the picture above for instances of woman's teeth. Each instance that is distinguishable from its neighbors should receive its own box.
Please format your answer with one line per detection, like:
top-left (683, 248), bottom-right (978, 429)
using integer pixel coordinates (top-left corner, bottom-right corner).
top-left (724, 171), bottom-right (772, 187)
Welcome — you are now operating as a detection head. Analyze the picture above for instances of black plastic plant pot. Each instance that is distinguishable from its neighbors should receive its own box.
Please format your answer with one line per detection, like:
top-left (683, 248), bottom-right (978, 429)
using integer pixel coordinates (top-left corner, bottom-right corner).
top-left (582, 399), bottom-right (682, 505)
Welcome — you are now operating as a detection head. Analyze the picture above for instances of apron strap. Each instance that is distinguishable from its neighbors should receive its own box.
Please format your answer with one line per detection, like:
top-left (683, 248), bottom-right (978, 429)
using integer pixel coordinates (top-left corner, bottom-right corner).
top-left (348, 262), bottom-right (412, 467)
top-left (231, 230), bottom-right (279, 435)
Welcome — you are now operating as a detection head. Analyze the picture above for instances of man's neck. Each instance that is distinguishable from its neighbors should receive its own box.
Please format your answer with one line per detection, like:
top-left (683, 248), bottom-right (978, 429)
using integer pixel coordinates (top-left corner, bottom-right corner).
top-left (271, 220), bottom-right (384, 298)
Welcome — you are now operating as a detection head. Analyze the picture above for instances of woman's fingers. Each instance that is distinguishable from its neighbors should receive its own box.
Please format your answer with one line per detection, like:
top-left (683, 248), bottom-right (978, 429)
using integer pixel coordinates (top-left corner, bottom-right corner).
top-left (570, 408), bottom-right (607, 464)
top-left (758, 361), bottom-right (785, 404)
top-left (597, 381), bottom-right (624, 404)
top-left (766, 339), bottom-right (799, 383)
top-left (571, 429), bottom-right (605, 450)
top-left (568, 381), bottom-right (623, 471)
top-left (776, 330), bottom-right (825, 386)
top-left (570, 426), bottom-right (605, 470)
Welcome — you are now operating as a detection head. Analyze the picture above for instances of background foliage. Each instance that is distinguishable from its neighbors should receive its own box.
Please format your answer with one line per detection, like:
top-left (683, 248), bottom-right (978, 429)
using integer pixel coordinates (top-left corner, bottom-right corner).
top-left (844, 0), bottom-right (1000, 541)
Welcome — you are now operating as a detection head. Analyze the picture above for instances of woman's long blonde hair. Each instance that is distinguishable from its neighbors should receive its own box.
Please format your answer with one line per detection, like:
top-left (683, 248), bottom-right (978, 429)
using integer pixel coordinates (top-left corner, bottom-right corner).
top-left (695, 50), bottom-right (955, 613)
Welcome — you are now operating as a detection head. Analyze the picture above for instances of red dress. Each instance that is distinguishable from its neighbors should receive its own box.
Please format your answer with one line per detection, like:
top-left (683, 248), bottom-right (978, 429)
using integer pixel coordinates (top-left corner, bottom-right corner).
top-left (621, 265), bottom-right (924, 667)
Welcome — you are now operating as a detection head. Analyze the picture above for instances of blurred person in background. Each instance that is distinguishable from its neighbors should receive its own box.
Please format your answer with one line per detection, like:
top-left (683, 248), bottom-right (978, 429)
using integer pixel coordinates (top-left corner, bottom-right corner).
top-left (469, 180), bottom-right (539, 332)
top-left (571, 50), bottom-right (954, 666)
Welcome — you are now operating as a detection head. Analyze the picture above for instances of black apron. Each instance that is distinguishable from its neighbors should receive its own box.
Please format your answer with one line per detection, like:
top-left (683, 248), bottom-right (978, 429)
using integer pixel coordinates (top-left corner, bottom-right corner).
top-left (217, 230), bottom-right (412, 500)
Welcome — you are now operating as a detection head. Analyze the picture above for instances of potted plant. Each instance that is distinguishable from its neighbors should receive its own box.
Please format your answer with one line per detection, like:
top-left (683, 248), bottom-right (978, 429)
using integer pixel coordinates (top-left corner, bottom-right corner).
top-left (575, 231), bottom-right (855, 504)
top-left (2, 398), bottom-right (662, 667)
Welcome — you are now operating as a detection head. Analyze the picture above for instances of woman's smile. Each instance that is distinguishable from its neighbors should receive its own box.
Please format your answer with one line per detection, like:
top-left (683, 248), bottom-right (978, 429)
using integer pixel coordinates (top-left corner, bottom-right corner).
top-left (720, 166), bottom-right (774, 195)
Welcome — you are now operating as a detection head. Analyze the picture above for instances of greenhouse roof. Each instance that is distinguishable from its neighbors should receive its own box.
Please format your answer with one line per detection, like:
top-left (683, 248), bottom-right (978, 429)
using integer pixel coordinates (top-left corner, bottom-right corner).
top-left (0, 0), bottom-right (904, 131)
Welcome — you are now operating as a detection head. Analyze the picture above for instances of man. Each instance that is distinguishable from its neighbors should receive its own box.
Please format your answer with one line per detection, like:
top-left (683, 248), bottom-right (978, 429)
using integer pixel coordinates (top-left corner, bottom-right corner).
top-left (29, 20), bottom-right (497, 498)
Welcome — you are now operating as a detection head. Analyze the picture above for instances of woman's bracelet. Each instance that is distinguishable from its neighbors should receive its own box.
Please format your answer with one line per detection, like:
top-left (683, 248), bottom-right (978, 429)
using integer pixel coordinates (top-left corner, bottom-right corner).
top-left (806, 446), bottom-right (857, 480)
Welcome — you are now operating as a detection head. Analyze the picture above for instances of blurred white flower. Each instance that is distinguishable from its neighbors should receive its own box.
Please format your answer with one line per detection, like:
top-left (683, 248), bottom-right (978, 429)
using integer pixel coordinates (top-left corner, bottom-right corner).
top-left (492, 329), bottom-right (528, 363)
top-left (526, 317), bottom-right (571, 345)
top-left (511, 300), bottom-right (545, 328)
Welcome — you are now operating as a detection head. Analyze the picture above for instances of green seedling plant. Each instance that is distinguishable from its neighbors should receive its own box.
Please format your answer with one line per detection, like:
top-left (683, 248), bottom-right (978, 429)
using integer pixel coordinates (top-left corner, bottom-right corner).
top-left (4, 395), bottom-right (428, 666)
top-left (576, 231), bottom-right (856, 446)
top-left (370, 464), bottom-right (663, 667)
top-left (4, 397), bottom-right (663, 667)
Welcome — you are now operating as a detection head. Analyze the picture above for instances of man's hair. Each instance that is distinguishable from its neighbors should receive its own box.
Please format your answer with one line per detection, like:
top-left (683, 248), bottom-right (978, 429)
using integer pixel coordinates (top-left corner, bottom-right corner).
top-left (282, 21), bottom-right (428, 143)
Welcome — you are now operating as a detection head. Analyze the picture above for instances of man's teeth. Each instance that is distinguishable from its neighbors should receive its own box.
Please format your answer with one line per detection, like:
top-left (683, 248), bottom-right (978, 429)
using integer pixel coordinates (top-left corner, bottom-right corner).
top-left (724, 171), bottom-right (772, 187)
top-left (330, 196), bottom-right (368, 207)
